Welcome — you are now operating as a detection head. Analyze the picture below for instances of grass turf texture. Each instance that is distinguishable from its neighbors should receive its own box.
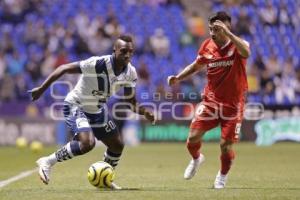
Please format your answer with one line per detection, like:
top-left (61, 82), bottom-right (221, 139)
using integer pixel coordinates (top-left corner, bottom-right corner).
top-left (0, 142), bottom-right (299, 200)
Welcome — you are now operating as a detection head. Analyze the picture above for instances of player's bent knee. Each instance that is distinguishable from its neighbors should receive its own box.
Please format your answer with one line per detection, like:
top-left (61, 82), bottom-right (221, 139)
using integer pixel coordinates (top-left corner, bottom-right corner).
top-left (80, 141), bottom-right (95, 153)
top-left (187, 129), bottom-right (206, 143)
top-left (78, 134), bottom-right (96, 153)
top-left (220, 140), bottom-right (233, 153)
top-left (187, 136), bottom-right (200, 143)
top-left (89, 137), bottom-right (96, 148)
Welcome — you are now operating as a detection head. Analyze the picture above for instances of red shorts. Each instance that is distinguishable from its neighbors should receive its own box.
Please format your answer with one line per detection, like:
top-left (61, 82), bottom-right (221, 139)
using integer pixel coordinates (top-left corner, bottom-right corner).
top-left (190, 101), bottom-right (244, 142)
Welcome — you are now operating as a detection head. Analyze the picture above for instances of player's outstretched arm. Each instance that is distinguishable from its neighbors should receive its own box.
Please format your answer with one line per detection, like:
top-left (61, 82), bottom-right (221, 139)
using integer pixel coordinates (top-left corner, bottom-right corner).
top-left (167, 60), bottom-right (204, 86)
top-left (28, 62), bottom-right (82, 101)
top-left (123, 87), bottom-right (156, 124)
top-left (213, 20), bottom-right (251, 58)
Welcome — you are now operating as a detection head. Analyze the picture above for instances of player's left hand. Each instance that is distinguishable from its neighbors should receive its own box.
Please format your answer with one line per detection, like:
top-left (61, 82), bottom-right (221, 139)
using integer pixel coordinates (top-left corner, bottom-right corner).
top-left (28, 86), bottom-right (44, 101)
top-left (144, 111), bottom-right (156, 125)
top-left (213, 20), bottom-right (230, 35)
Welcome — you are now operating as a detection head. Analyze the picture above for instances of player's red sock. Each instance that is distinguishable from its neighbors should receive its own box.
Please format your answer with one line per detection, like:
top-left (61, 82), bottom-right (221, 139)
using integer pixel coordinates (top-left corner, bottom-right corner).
top-left (220, 150), bottom-right (235, 175)
top-left (187, 141), bottom-right (201, 159)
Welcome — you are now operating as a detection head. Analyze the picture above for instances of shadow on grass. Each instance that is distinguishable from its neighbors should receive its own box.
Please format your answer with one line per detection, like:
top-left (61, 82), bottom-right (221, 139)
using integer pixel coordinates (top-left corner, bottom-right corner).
top-left (93, 186), bottom-right (199, 192)
top-left (90, 186), bottom-right (300, 192)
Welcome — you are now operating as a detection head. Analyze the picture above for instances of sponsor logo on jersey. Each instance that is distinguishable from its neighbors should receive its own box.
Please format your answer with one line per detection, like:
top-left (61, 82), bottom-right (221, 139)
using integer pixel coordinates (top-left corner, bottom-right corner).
top-left (208, 60), bottom-right (234, 68)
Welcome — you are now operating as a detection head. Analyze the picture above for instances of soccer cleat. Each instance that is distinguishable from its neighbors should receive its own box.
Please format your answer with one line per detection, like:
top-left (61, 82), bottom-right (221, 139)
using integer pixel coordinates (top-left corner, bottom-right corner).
top-left (184, 154), bottom-right (205, 180)
top-left (110, 182), bottom-right (122, 190)
top-left (36, 157), bottom-right (52, 185)
top-left (213, 170), bottom-right (228, 189)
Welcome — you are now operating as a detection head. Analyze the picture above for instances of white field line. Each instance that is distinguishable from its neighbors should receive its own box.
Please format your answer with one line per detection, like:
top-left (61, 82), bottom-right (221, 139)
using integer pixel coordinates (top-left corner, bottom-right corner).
top-left (0, 168), bottom-right (38, 188)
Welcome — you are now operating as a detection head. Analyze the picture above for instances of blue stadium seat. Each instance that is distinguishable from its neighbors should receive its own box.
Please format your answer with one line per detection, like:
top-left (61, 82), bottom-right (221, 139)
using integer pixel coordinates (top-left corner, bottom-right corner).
top-left (0, 0), bottom-right (299, 106)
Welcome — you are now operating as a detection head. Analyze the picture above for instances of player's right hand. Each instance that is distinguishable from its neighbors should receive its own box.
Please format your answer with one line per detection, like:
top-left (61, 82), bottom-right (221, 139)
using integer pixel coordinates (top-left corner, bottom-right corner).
top-left (167, 75), bottom-right (179, 86)
top-left (28, 87), bottom-right (44, 101)
top-left (144, 110), bottom-right (156, 125)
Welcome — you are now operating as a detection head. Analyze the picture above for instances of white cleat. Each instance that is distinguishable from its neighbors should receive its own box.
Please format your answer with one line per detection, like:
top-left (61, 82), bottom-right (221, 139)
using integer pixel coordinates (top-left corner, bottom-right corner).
top-left (213, 170), bottom-right (228, 189)
top-left (110, 182), bottom-right (122, 190)
top-left (36, 157), bottom-right (52, 185)
top-left (184, 154), bottom-right (205, 180)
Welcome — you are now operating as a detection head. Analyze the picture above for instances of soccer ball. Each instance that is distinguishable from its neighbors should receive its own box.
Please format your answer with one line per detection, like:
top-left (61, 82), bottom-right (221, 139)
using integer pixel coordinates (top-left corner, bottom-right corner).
top-left (87, 161), bottom-right (115, 188)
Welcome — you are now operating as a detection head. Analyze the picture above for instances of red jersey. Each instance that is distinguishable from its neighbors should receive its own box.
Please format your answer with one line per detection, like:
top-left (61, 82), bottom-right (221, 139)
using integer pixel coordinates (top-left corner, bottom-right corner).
top-left (196, 38), bottom-right (249, 108)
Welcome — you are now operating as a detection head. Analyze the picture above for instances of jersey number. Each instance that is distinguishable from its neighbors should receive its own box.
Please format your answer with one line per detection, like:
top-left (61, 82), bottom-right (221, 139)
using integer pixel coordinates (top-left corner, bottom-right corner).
top-left (104, 120), bottom-right (116, 132)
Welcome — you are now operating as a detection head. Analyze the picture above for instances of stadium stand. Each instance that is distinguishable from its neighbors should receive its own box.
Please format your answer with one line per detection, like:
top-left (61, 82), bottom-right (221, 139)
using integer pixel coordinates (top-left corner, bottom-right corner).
top-left (0, 0), bottom-right (299, 117)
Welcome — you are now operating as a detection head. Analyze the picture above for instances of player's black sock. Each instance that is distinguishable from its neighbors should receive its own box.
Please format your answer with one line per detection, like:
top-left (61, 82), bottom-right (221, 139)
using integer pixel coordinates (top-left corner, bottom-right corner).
top-left (55, 141), bottom-right (83, 162)
top-left (103, 150), bottom-right (121, 168)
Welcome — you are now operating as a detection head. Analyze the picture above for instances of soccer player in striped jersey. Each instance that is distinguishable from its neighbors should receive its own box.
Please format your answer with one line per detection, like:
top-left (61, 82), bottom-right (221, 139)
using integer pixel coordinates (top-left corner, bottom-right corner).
top-left (29, 35), bottom-right (155, 189)
top-left (168, 11), bottom-right (250, 189)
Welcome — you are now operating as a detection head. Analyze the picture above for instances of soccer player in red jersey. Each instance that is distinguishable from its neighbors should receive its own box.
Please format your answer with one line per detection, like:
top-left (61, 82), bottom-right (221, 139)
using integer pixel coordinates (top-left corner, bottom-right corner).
top-left (168, 11), bottom-right (250, 189)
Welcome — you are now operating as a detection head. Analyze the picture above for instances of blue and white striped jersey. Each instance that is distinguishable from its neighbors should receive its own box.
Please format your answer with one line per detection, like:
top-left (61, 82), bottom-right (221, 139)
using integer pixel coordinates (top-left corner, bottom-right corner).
top-left (64, 55), bottom-right (138, 113)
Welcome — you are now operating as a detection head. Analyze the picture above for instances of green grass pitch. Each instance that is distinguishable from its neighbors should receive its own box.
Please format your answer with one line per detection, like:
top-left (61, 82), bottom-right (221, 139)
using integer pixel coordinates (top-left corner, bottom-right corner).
top-left (0, 142), bottom-right (299, 200)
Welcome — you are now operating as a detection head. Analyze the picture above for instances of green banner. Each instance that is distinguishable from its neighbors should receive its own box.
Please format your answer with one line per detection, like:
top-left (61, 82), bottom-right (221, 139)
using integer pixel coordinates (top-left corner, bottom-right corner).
top-left (255, 117), bottom-right (300, 146)
top-left (139, 124), bottom-right (221, 141)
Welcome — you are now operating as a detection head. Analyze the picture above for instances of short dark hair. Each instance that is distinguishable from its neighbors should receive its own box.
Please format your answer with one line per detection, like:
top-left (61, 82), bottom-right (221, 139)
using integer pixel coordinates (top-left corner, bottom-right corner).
top-left (118, 34), bottom-right (133, 43)
top-left (209, 11), bottom-right (231, 24)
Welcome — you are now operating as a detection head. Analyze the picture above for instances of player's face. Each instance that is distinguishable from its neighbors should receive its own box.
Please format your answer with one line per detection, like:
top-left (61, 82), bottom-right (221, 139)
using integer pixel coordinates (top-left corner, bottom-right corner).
top-left (209, 22), bottom-right (229, 44)
top-left (114, 40), bottom-right (134, 66)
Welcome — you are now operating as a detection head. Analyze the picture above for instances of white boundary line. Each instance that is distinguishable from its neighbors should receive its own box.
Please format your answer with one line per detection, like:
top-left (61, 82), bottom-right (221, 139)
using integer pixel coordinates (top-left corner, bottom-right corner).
top-left (0, 168), bottom-right (38, 189)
